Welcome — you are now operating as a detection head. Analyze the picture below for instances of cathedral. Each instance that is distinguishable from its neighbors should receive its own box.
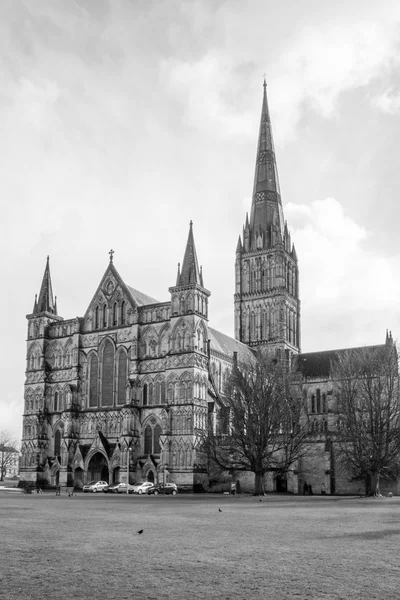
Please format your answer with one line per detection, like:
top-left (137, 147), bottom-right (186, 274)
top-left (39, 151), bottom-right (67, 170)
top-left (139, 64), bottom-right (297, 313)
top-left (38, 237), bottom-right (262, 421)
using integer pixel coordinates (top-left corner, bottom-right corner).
top-left (20, 82), bottom-right (398, 495)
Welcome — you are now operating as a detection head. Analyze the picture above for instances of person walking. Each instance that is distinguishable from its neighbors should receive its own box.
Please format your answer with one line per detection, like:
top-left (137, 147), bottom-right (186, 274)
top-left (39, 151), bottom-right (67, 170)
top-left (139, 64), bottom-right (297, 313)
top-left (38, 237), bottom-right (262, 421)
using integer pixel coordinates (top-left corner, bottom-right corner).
top-left (303, 481), bottom-right (308, 495)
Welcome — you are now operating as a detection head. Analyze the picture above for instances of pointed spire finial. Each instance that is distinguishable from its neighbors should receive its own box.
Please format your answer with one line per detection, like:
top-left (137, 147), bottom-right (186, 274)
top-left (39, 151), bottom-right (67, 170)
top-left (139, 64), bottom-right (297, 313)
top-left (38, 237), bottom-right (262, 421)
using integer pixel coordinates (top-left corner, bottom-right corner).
top-left (249, 80), bottom-right (284, 242)
top-left (109, 249), bottom-right (114, 262)
top-left (176, 222), bottom-right (202, 287)
top-left (176, 262), bottom-right (181, 286)
top-left (34, 256), bottom-right (56, 315)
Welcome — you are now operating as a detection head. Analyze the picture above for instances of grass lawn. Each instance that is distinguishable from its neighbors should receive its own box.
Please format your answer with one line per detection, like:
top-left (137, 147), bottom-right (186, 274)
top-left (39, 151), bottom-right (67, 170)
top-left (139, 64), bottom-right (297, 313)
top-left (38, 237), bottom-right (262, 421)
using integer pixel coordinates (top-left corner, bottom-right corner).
top-left (0, 492), bottom-right (399, 600)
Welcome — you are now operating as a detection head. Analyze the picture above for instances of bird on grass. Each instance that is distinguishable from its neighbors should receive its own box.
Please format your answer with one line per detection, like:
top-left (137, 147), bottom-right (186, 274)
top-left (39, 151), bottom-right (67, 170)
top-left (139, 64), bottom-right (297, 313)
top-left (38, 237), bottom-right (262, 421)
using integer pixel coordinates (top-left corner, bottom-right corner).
top-left (218, 509), bottom-right (222, 512)
top-left (137, 529), bottom-right (144, 535)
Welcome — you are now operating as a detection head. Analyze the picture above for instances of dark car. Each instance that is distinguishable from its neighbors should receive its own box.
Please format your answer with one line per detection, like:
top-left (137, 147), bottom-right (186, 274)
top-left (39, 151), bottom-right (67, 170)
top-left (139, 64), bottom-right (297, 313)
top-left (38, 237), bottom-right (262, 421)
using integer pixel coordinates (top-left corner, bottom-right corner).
top-left (147, 484), bottom-right (178, 496)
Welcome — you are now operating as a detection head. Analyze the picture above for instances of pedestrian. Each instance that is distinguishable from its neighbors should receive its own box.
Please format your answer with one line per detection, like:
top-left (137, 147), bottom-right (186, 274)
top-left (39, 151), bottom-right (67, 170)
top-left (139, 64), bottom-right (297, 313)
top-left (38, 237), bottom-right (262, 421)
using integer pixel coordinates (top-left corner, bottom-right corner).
top-left (303, 481), bottom-right (308, 495)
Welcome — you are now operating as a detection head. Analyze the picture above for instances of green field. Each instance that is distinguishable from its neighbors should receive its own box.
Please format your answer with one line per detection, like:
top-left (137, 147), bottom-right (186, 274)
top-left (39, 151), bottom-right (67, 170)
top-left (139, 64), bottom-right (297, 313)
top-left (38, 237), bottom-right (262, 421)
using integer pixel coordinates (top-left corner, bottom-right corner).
top-left (0, 491), bottom-right (399, 600)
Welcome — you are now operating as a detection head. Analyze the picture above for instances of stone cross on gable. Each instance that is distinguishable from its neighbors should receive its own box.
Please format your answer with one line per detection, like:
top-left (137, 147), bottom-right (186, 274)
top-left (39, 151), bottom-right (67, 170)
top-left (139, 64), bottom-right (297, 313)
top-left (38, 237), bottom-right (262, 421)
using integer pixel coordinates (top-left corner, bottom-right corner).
top-left (109, 249), bottom-right (114, 262)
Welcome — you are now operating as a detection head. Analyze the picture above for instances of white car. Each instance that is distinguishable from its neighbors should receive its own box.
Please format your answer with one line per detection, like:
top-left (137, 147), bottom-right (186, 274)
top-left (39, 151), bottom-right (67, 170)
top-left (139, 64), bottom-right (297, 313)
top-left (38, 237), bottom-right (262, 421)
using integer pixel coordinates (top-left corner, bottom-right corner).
top-left (83, 480), bottom-right (109, 493)
top-left (132, 482), bottom-right (154, 495)
top-left (164, 483), bottom-right (178, 491)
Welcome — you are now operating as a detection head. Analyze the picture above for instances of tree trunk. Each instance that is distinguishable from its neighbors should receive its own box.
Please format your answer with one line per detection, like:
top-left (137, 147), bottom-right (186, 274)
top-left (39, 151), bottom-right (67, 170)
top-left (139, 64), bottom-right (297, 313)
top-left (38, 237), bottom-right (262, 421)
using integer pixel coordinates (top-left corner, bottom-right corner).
top-left (254, 472), bottom-right (265, 496)
top-left (371, 472), bottom-right (381, 497)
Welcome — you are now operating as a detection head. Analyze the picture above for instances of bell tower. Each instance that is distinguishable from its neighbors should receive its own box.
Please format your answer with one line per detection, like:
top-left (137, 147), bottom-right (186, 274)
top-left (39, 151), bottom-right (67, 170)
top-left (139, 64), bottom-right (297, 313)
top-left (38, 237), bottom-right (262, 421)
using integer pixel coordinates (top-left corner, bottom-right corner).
top-left (234, 81), bottom-right (301, 357)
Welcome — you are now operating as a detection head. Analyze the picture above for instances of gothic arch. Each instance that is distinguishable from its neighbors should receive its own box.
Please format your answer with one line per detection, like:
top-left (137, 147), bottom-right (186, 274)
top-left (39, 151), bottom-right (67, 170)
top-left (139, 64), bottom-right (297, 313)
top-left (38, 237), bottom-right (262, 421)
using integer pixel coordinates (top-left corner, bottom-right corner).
top-left (63, 338), bottom-right (74, 367)
top-left (116, 346), bottom-right (128, 405)
top-left (98, 336), bottom-right (116, 408)
top-left (27, 342), bottom-right (41, 370)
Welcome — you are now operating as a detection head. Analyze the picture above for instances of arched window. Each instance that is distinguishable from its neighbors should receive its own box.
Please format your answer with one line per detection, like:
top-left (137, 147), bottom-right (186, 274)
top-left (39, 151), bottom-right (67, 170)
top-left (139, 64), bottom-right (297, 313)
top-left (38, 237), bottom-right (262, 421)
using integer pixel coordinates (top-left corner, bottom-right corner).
top-left (101, 340), bottom-right (114, 407)
top-left (54, 391), bottom-right (59, 412)
top-left (322, 393), bottom-right (327, 413)
top-left (155, 381), bottom-right (161, 404)
top-left (54, 430), bottom-right (61, 458)
top-left (168, 383), bottom-right (174, 403)
top-left (316, 389), bottom-right (321, 413)
top-left (153, 425), bottom-right (161, 454)
top-left (117, 351), bottom-right (127, 405)
top-left (144, 425), bottom-right (152, 454)
top-left (121, 301), bottom-right (125, 325)
top-left (161, 381), bottom-right (166, 403)
top-left (95, 306), bottom-right (99, 329)
top-left (113, 303), bottom-right (117, 327)
top-left (144, 424), bottom-right (161, 455)
top-left (102, 304), bottom-right (107, 328)
top-left (143, 383), bottom-right (148, 406)
top-left (311, 395), bottom-right (316, 414)
top-left (89, 354), bottom-right (98, 408)
top-left (180, 383), bottom-right (186, 402)
top-left (149, 383), bottom-right (154, 405)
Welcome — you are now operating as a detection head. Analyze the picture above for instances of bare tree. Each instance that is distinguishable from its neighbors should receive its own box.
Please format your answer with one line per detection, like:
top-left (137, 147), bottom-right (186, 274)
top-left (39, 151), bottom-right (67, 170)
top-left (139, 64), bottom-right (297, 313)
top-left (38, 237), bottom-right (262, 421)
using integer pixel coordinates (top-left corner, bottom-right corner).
top-left (0, 431), bottom-right (19, 481)
top-left (332, 344), bottom-right (400, 496)
top-left (203, 352), bottom-right (309, 495)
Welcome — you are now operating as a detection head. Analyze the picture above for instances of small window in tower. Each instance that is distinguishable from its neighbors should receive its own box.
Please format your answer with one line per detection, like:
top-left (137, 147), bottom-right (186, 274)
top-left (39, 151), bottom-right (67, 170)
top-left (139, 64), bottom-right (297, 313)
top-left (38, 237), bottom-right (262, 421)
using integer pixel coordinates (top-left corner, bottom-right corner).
top-left (113, 302), bottom-right (117, 326)
top-left (316, 389), bottom-right (321, 413)
top-left (143, 383), bottom-right (148, 406)
top-left (121, 301), bottom-right (125, 325)
top-left (95, 306), bottom-right (99, 329)
top-left (311, 395), bottom-right (316, 413)
top-left (161, 381), bottom-right (166, 403)
top-left (322, 393), bottom-right (327, 413)
top-left (102, 304), bottom-right (107, 328)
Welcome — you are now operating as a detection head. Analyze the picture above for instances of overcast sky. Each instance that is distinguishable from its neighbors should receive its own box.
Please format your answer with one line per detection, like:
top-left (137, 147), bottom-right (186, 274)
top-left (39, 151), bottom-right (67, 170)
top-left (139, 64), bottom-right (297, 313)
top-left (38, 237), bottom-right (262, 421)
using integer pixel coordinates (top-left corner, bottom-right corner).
top-left (2, 0), bottom-right (400, 441)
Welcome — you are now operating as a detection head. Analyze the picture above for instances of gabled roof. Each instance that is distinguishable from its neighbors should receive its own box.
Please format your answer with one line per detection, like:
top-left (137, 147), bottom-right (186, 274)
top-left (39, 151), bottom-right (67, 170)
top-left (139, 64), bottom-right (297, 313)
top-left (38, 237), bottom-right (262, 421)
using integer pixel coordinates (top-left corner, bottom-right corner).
top-left (83, 260), bottom-right (160, 320)
top-left (209, 327), bottom-right (255, 364)
top-left (294, 344), bottom-right (388, 378)
top-left (126, 286), bottom-right (159, 307)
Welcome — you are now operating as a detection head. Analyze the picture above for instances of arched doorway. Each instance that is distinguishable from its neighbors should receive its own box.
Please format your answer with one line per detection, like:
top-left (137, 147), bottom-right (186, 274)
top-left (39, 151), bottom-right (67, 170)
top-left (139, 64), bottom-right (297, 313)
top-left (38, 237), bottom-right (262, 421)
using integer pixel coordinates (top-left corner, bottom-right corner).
top-left (276, 474), bottom-right (287, 493)
top-left (147, 470), bottom-right (154, 483)
top-left (87, 453), bottom-right (109, 482)
top-left (74, 467), bottom-right (84, 489)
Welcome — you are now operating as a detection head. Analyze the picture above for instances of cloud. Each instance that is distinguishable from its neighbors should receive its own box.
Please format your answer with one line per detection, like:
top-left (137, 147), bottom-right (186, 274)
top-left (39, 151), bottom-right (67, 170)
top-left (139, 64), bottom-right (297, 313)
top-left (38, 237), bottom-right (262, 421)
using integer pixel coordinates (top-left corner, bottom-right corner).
top-left (373, 87), bottom-right (400, 114)
top-left (286, 198), bottom-right (400, 350)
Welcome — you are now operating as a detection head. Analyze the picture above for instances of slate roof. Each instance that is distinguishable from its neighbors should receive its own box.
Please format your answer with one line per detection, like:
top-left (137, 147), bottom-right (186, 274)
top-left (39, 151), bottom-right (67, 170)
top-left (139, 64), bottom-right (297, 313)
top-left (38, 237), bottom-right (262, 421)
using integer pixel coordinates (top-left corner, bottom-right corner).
top-left (126, 286), bottom-right (159, 307)
top-left (294, 344), bottom-right (387, 378)
top-left (209, 327), bottom-right (255, 364)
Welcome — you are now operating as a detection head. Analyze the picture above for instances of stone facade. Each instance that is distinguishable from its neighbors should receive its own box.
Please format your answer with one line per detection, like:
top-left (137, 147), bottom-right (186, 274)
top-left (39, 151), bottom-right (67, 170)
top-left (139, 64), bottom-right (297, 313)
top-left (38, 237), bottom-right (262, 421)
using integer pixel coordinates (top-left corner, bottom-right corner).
top-left (21, 230), bottom-right (253, 490)
top-left (20, 82), bottom-right (398, 494)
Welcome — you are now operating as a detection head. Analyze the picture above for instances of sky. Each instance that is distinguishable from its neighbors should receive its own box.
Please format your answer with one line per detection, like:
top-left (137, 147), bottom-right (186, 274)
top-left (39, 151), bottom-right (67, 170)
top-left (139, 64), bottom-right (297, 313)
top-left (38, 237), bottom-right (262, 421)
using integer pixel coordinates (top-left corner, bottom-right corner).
top-left (2, 0), bottom-right (400, 441)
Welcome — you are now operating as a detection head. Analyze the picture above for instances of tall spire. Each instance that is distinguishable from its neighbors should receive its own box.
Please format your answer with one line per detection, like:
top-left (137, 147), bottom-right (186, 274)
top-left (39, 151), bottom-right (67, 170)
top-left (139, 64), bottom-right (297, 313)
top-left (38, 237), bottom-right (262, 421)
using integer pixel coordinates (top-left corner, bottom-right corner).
top-left (250, 80), bottom-right (284, 236)
top-left (34, 256), bottom-right (57, 315)
top-left (177, 221), bottom-right (202, 286)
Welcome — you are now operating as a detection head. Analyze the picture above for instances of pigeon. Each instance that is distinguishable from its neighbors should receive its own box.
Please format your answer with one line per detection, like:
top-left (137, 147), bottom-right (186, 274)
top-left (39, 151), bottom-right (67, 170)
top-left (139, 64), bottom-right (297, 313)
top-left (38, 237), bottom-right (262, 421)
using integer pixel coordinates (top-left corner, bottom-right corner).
top-left (137, 529), bottom-right (144, 535)
top-left (218, 509), bottom-right (222, 512)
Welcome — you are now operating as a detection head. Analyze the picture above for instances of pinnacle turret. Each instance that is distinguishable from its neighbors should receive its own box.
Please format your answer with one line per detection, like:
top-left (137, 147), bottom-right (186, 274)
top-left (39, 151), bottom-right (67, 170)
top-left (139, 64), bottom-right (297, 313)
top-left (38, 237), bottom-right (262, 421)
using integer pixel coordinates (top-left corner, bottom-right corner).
top-left (34, 256), bottom-right (57, 315)
top-left (176, 221), bottom-right (203, 287)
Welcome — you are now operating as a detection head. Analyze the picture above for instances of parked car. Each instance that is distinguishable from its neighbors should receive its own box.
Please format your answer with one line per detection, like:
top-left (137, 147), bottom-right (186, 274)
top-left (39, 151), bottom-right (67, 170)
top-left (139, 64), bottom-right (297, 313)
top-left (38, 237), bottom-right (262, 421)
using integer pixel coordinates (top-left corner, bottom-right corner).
top-left (164, 483), bottom-right (178, 491)
top-left (83, 480), bottom-right (109, 493)
top-left (147, 484), bottom-right (178, 496)
top-left (107, 482), bottom-right (135, 494)
top-left (131, 482), bottom-right (154, 495)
